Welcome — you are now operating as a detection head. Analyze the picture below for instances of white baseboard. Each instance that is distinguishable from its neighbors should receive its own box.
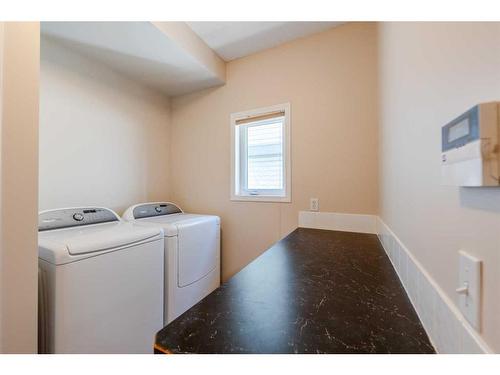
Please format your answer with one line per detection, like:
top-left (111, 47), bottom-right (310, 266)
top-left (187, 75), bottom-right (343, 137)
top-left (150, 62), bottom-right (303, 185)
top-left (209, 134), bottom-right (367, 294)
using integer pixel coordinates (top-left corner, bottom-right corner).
top-left (298, 211), bottom-right (377, 234)
top-left (377, 218), bottom-right (492, 354)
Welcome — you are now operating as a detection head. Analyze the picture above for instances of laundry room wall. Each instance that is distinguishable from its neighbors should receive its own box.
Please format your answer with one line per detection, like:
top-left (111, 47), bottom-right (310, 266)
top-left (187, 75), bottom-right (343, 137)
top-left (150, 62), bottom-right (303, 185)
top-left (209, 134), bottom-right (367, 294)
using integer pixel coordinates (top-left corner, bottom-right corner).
top-left (39, 36), bottom-right (172, 214)
top-left (169, 22), bottom-right (379, 280)
top-left (378, 22), bottom-right (500, 352)
top-left (0, 21), bottom-right (39, 354)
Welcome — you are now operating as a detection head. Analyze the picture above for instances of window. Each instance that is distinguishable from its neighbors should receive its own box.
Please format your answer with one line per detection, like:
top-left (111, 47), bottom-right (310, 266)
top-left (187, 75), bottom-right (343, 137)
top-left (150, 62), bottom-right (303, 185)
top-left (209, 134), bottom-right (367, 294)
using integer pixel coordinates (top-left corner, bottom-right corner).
top-left (231, 103), bottom-right (291, 202)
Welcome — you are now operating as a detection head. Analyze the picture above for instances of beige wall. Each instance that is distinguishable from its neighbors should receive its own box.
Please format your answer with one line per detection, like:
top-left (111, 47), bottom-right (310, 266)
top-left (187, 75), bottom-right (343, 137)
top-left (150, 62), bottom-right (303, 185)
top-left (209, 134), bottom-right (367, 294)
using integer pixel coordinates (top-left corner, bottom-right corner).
top-left (6, 20), bottom-right (500, 353)
top-left (170, 23), bottom-right (379, 280)
top-left (0, 22), bottom-right (39, 353)
top-left (378, 22), bottom-right (500, 352)
top-left (39, 36), bottom-right (171, 213)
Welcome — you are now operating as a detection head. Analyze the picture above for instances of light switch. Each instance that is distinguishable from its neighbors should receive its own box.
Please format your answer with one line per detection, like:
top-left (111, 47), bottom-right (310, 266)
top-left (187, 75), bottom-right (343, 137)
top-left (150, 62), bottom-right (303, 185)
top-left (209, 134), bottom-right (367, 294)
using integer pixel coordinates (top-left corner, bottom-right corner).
top-left (457, 251), bottom-right (482, 331)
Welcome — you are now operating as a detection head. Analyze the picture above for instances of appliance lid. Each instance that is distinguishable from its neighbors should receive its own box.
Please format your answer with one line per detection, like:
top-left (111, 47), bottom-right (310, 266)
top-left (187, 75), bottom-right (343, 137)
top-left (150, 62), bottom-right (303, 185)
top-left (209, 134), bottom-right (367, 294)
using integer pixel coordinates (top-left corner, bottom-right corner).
top-left (38, 207), bottom-right (163, 262)
top-left (70, 223), bottom-right (161, 255)
top-left (39, 221), bottom-right (162, 256)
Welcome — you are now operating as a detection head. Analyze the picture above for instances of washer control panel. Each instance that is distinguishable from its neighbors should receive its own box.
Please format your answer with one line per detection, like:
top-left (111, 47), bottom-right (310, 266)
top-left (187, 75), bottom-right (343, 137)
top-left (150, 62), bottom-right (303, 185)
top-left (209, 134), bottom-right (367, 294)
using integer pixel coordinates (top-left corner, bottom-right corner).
top-left (132, 203), bottom-right (182, 219)
top-left (39, 207), bottom-right (119, 231)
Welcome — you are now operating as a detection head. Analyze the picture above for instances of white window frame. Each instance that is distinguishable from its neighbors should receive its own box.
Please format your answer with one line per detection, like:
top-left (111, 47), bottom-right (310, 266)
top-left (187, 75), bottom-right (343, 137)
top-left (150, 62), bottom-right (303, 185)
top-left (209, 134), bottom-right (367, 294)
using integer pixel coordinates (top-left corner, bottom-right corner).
top-left (230, 103), bottom-right (291, 202)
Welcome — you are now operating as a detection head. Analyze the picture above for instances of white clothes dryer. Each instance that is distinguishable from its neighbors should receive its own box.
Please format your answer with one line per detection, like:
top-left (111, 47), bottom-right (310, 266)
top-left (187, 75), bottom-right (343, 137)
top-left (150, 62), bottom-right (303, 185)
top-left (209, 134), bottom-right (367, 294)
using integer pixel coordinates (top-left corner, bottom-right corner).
top-left (122, 202), bottom-right (220, 324)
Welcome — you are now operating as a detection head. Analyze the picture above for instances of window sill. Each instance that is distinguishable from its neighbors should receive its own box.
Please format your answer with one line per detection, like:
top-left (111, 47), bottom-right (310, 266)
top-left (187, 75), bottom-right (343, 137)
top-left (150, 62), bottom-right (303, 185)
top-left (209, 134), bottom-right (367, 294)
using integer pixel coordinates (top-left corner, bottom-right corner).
top-left (230, 195), bottom-right (291, 203)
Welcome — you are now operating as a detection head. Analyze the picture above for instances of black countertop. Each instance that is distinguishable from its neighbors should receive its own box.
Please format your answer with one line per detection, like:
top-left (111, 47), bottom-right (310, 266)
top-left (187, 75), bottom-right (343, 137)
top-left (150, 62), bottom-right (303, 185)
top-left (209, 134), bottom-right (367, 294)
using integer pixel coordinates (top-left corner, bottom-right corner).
top-left (154, 228), bottom-right (435, 354)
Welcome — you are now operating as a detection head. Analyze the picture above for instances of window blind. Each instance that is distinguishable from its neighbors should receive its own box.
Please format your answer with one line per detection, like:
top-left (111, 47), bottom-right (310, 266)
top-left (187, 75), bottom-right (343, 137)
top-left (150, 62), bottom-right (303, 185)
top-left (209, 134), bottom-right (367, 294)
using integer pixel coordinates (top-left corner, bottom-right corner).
top-left (246, 119), bottom-right (284, 190)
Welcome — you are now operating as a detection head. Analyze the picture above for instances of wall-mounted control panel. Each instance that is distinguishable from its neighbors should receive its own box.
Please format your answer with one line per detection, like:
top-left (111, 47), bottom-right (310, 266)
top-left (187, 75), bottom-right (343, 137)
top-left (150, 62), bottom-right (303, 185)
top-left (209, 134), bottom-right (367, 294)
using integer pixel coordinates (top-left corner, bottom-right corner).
top-left (441, 102), bottom-right (500, 186)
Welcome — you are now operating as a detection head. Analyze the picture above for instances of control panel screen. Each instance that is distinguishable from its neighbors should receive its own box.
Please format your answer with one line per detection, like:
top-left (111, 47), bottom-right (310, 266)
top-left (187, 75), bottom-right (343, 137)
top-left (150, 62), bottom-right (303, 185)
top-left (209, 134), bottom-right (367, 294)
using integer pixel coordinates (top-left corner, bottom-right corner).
top-left (448, 118), bottom-right (470, 143)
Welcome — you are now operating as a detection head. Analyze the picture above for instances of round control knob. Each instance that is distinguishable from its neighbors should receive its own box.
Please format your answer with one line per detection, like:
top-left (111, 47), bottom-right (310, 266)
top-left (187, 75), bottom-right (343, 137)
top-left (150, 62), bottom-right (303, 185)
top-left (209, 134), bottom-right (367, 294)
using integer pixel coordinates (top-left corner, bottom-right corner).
top-left (73, 213), bottom-right (84, 221)
top-left (155, 207), bottom-right (162, 213)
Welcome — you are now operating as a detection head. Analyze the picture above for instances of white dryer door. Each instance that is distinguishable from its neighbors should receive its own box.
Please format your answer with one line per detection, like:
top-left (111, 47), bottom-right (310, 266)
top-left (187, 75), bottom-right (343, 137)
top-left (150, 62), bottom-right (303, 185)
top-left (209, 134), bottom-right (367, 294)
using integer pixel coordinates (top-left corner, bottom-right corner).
top-left (177, 217), bottom-right (219, 287)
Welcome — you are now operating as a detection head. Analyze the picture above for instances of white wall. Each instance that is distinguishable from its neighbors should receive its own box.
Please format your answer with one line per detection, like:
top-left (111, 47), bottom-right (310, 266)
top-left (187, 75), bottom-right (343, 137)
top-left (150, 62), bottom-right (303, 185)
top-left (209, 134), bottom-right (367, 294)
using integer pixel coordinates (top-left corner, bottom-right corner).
top-left (0, 22), bottom-right (39, 353)
top-left (39, 36), bottom-right (171, 213)
top-left (379, 22), bottom-right (500, 352)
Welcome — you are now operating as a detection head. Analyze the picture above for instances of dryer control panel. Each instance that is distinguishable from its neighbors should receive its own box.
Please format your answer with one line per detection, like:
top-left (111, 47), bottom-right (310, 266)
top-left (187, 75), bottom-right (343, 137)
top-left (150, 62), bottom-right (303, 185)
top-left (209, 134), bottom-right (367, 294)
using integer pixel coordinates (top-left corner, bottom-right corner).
top-left (132, 203), bottom-right (182, 219)
top-left (39, 207), bottom-right (120, 231)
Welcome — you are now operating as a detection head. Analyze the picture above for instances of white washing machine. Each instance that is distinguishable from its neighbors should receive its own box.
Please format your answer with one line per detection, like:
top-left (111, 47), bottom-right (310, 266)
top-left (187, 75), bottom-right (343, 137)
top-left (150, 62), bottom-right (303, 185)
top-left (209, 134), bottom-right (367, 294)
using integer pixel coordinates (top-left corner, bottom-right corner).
top-left (122, 202), bottom-right (220, 324)
top-left (38, 207), bottom-right (164, 354)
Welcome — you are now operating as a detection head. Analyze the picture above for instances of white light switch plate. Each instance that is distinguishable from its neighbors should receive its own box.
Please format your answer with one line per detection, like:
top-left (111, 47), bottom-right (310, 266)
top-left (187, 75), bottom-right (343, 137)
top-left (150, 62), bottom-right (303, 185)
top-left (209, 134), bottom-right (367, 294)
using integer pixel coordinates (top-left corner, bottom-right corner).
top-left (458, 251), bottom-right (482, 331)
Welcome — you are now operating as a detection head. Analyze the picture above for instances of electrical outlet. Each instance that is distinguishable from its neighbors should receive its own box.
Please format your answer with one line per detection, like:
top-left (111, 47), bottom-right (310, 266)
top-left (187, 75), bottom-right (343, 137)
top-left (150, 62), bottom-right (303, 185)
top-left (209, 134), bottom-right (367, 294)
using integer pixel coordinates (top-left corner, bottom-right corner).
top-left (457, 251), bottom-right (482, 330)
top-left (310, 198), bottom-right (319, 212)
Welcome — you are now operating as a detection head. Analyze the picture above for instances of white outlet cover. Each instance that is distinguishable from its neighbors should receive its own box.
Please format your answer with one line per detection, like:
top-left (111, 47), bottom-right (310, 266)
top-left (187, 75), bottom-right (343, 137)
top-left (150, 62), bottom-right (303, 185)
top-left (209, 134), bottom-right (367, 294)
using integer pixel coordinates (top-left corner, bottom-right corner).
top-left (310, 198), bottom-right (319, 211)
top-left (458, 250), bottom-right (482, 331)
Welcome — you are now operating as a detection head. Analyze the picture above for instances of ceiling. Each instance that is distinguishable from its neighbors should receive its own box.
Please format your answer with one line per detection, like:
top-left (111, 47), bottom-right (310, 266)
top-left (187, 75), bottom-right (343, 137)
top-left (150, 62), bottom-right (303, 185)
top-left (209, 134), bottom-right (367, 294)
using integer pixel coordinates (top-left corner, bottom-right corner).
top-left (40, 22), bottom-right (345, 96)
top-left (41, 22), bottom-right (225, 96)
top-left (187, 22), bottom-right (345, 61)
